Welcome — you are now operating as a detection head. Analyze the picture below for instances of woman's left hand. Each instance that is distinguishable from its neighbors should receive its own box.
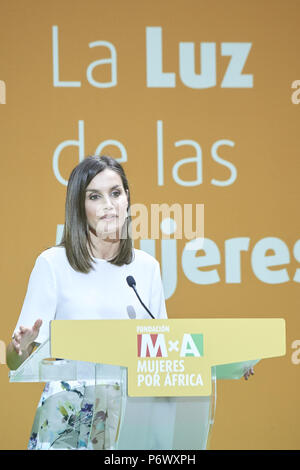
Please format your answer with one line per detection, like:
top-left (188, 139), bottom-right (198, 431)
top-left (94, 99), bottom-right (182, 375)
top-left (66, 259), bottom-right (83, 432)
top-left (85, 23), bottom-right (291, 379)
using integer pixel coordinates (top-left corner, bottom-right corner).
top-left (243, 367), bottom-right (254, 380)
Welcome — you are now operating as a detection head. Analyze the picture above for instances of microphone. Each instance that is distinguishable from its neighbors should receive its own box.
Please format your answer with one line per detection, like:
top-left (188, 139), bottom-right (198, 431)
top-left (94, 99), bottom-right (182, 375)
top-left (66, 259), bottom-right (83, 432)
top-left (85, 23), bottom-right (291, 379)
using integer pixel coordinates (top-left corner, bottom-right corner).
top-left (126, 276), bottom-right (155, 319)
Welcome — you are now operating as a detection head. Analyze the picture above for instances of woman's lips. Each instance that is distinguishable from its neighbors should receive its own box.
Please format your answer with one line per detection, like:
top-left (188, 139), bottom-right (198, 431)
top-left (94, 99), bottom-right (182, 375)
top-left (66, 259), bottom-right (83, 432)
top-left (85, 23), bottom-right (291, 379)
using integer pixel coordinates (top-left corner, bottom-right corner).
top-left (100, 215), bottom-right (117, 220)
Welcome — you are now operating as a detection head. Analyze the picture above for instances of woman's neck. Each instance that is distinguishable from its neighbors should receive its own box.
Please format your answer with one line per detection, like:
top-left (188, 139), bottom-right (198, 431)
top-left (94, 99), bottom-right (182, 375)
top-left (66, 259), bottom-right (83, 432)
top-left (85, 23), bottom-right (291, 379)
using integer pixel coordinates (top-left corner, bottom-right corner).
top-left (88, 231), bottom-right (120, 260)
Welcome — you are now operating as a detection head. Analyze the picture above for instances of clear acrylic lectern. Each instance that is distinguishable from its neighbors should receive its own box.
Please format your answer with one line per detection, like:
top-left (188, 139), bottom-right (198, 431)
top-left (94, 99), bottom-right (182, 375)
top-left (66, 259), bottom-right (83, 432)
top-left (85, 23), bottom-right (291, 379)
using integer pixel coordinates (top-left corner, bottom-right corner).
top-left (9, 338), bottom-right (259, 450)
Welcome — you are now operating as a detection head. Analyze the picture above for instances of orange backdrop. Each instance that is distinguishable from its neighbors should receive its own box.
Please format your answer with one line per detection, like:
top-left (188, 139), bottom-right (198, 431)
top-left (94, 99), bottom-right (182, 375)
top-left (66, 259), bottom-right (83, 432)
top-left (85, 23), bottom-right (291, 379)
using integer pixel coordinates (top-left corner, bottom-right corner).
top-left (0, 0), bottom-right (299, 450)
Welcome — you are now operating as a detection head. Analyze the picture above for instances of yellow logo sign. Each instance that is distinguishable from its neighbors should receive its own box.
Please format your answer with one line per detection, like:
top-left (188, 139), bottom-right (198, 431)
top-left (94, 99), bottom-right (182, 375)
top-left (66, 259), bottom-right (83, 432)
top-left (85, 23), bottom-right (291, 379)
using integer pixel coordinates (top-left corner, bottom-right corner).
top-left (50, 318), bottom-right (285, 396)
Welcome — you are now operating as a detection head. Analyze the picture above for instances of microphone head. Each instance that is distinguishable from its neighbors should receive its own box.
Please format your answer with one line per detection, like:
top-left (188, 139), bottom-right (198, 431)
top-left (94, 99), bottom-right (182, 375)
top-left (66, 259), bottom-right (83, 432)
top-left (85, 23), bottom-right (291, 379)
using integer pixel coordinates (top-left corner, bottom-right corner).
top-left (126, 275), bottom-right (136, 288)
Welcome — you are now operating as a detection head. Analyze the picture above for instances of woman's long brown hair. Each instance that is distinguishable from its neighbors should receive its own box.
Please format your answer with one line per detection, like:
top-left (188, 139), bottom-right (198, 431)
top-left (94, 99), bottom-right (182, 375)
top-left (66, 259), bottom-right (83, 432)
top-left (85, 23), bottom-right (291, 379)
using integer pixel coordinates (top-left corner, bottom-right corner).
top-left (57, 155), bottom-right (133, 272)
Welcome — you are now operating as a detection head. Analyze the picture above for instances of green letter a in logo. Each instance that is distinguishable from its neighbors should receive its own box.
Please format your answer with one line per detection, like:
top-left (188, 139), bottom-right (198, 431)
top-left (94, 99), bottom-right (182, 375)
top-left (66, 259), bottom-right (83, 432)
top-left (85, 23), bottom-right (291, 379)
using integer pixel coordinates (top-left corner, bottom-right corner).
top-left (180, 334), bottom-right (203, 357)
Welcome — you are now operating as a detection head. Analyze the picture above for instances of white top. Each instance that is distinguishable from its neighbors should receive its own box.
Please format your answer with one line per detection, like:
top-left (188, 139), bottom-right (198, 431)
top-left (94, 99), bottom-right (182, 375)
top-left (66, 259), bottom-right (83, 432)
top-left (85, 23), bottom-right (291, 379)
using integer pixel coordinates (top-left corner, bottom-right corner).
top-left (13, 246), bottom-right (167, 344)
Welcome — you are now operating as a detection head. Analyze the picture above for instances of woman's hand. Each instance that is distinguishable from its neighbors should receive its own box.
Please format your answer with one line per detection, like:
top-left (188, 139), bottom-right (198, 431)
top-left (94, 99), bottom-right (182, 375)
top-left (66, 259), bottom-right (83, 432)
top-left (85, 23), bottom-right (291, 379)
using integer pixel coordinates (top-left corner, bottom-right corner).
top-left (243, 367), bottom-right (254, 380)
top-left (12, 319), bottom-right (43, 355)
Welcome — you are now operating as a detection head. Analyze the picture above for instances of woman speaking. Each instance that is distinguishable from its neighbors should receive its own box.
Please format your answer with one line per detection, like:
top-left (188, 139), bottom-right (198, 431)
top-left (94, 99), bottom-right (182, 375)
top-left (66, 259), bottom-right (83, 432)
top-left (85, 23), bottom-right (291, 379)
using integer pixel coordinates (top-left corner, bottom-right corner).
top-left (6, 155), bottom-right (167, 450)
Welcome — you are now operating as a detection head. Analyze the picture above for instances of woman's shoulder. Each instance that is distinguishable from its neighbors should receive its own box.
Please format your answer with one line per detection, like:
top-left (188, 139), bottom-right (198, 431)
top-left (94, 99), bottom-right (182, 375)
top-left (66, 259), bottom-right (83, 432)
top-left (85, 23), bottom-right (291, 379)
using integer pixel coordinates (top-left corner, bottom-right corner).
top-left (132, 248), bottom-right (160, 268)
top-left (36, 246), bottom-right (160, 270)
top-left (36, 245), bottom-right (67, 266)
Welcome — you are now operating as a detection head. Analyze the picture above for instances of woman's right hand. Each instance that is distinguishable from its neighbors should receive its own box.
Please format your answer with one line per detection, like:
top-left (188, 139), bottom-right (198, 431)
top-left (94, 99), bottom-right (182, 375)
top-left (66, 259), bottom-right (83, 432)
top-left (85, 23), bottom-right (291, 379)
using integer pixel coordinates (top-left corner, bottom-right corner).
top-left (12, 318), bottom-right (43, 355)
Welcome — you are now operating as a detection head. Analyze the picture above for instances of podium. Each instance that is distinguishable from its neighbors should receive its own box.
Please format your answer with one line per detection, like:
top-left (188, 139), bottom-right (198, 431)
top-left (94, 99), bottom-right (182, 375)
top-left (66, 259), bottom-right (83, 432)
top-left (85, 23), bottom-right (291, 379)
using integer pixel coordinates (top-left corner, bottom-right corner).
top-left (9, 318), bottom-right (285, 450)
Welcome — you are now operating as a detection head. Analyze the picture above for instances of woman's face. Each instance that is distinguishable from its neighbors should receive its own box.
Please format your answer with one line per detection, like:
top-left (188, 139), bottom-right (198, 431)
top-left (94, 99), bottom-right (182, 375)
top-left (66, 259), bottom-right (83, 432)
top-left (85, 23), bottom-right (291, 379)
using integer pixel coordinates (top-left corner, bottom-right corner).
top-left (85, 169), bottom-right (128, 240)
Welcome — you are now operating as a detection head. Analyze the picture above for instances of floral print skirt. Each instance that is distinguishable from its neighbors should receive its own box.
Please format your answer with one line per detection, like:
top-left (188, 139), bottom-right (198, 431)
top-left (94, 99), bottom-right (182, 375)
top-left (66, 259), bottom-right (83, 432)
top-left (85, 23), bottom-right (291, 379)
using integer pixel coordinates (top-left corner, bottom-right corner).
top-left (28, 380), bottom-right (122, 450)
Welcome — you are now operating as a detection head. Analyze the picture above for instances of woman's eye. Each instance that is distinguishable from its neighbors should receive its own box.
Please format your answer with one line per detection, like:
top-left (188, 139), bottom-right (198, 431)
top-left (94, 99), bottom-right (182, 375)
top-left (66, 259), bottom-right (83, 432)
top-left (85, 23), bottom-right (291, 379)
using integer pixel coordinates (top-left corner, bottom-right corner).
top-left (88, 190), bottom-right (121, 200)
